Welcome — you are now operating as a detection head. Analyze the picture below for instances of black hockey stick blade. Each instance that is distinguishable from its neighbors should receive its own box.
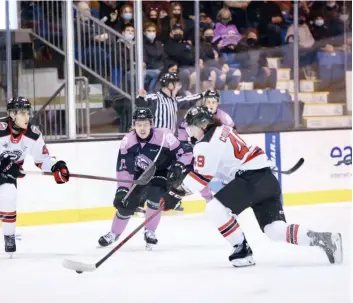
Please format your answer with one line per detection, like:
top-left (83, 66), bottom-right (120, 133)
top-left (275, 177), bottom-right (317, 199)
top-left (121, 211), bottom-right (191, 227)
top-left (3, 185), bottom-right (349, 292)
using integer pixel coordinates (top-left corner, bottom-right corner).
top-left (134, 163), bottom-right (156, 185)
top-left (272, 158), bottom-right (304, 175)
top-left (62, 202), bottom-right (165, 274)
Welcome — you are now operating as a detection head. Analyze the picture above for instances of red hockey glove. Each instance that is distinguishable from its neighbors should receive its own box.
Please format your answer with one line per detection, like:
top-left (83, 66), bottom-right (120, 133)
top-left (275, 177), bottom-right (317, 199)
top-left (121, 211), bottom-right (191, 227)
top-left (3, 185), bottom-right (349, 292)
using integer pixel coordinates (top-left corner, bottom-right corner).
top-left (51, 160), bottom-right (70, 184)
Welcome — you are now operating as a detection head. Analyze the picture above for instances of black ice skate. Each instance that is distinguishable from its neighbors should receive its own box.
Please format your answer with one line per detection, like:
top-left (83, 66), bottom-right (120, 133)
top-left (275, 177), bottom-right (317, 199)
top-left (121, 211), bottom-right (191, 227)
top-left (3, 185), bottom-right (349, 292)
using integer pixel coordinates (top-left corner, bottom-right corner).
top-left (4, 235), bottom-right (16, 257)
top-left (98, 231), bottom-right (119, 247)
top-left (229, 238), bottom-right (255, 267)
top-left (308, 231), bottom-right (343, 264)
top-left (144, 229), bottom-right (158, 251)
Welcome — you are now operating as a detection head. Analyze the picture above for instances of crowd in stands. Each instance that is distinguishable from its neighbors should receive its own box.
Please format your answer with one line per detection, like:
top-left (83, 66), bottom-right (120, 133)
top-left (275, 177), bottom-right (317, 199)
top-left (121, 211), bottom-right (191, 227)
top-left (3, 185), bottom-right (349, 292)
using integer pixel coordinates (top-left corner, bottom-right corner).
top-left (20, 0), bottom-right (352, 96)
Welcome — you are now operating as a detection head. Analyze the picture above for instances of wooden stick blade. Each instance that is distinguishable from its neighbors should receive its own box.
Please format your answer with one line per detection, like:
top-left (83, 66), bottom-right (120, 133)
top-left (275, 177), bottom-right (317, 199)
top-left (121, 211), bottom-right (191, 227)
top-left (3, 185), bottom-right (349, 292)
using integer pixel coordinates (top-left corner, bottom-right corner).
top-left (62, 259), bottom-right (96, 273)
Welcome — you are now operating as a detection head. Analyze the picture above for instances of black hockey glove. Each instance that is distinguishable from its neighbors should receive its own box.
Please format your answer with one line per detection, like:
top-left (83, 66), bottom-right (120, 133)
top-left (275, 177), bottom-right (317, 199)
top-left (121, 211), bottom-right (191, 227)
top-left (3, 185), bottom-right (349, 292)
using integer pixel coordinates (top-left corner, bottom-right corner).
top-left (163, 187), bottom-right (187, 211)
top-left (0, 162), bottom-right (24, 180)
top-left (167, 162), bottom-right (185, 189)
top-left (113, 187), bottom-right (130, 209)
top-left (51, 160), bottom-right (70, 184)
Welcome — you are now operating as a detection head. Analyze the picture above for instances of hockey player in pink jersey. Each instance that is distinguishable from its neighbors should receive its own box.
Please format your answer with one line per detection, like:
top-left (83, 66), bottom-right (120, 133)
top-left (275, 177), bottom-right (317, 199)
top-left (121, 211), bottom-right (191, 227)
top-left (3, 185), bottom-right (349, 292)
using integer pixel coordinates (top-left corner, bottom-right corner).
top-left (170, 106), bottom-right (343, 267)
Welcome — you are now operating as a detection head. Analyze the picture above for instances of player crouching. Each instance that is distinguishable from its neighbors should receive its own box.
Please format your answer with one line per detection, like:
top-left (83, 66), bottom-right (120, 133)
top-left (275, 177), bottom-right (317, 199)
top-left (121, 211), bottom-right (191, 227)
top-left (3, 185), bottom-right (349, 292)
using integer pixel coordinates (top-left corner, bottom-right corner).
top-left (98, 108), bottom-right (192, 250)
top-left (175, 106), bottom-right (342, 266)
top-left (0, 97), bottom-right (70, 257)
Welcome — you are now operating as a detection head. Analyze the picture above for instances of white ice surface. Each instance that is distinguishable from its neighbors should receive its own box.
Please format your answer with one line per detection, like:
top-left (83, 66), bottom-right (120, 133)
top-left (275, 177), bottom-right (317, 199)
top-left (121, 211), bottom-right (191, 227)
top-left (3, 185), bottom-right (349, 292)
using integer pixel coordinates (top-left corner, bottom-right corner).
top-left (0, 203), bottom-right (351, 303)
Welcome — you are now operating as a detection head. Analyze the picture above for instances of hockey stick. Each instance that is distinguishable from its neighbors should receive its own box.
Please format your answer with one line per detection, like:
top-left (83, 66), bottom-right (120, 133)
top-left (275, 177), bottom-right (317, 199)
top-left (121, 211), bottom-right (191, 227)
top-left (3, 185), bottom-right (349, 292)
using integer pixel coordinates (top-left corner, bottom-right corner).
top-left (272, 158), bottom-right (304, 175)
top-left (62, 201), bottom-right (166, 274)
top-left (62, 134), bottom-right (167, 273)
top-left (20, 165), bottom-right (156, 186)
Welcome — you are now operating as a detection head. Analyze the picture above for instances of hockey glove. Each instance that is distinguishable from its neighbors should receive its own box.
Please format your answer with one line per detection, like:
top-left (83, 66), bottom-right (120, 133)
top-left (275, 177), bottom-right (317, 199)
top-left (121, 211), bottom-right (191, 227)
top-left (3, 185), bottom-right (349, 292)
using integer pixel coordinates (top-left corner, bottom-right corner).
top-left (51, 160), bottom-right (70, 184)
top-left (167, 162), bottom-right (185, 189)
top-left (113, 187), bottom-right (129, 209)
top-left (163, 187), bottom-right (186, 211)
top-left (0, 162), bottom-right (25, 180)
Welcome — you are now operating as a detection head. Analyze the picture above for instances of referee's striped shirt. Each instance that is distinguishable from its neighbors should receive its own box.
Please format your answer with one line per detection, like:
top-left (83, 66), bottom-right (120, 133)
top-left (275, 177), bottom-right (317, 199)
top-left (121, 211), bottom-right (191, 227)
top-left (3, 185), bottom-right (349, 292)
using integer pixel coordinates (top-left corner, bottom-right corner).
top-left (136, 91), bottom-right (202, 134)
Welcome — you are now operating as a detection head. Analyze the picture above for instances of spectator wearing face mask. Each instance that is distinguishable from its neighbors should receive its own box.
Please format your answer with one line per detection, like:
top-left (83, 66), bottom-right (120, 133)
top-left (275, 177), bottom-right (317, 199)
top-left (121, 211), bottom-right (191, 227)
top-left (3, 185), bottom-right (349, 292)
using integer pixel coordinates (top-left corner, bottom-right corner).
top-left (235, 29), bottom-right (276, 89)
top-left (200, 26), bottom-right (241, 90)
top-left (224, 0), bottom-right (250, 34)
top-left (144, 8), bottom-right (163, 38)
top-left (143, 22), bottom-right (164, 93)
top-left (143, 1), bottom-right (170, 19)
top-left (160, 2), bottom-right (194, 44)
top-left (113, 4), bottom-right (134, 33)
top-left (286, 14), bottom-right (315, 49)
top-left (213, 8), bottom-right (242, 54)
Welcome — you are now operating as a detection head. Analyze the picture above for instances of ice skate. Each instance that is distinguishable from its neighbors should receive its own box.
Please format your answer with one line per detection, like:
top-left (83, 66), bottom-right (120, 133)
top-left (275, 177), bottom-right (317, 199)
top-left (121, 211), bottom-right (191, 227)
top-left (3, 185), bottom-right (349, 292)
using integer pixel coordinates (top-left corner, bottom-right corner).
top-left (308, 231), bottom-right (343, 264)
top-left (228, 238), bottom-right (255, 267)
top-left (144, 229), bottom-right (158, 251)
top-left (98, 231), bottom-right (119, 247)
top-left (4, 235), bottom-right (16, 258)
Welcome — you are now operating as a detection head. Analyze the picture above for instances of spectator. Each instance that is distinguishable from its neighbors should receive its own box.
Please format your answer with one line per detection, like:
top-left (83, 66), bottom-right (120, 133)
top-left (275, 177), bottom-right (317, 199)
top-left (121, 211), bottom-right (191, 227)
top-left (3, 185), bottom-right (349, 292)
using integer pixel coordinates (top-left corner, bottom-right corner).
top-left (113, 4), bottom-right (134, 33)
top-left (144, 8), bottom-right (163, 38)
top-left (99, 1), bottom-right (119, 28)
top-left (286, 13), bottom-right (315, 49)
top-left (164, 24), bottom-right (195, 94)
top-left (199, 11), bottom-right (214, 32)
top-left (143, 1), bottom-right (170, 19)
top-left (160, 2), bottom-right (194, 43)
top-left (224, 0), bottom-right (250, 34)
top-left (143, 22), bottom-right (164, 93)
top-left (213, 8), bottom-right (242, 54)
top-left (200, 26), bottom-right (241, 90)
top-left (256, 1), bottom-right (285, 47)
top-left (235, 28), bottom-right (276, 88)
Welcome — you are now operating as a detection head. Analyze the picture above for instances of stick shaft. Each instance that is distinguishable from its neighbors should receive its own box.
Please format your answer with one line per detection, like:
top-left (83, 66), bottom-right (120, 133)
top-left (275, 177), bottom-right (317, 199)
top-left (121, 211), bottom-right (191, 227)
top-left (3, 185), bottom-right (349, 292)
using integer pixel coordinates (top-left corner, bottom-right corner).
top-left (95, 201), bottom-right (165, 268)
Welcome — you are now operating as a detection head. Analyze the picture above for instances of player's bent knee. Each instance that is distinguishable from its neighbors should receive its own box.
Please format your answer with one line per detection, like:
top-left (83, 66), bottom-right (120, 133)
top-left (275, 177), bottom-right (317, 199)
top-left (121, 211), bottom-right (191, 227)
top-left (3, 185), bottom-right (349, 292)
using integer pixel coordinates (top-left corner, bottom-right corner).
top-left (206, 198), bottom-right (232, 222)
top-left (146, 199), bottom-right (160, 210)
top-left (264, 220), bottom-right (287, 242)
top-left (116, 206), bottom-right (135, 218)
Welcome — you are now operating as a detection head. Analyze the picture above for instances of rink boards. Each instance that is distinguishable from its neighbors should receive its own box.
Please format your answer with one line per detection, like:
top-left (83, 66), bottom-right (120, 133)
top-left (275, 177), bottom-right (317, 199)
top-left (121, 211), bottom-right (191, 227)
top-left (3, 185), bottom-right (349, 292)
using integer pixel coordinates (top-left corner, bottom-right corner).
top-left (11, 129), bottom-right (353, 226)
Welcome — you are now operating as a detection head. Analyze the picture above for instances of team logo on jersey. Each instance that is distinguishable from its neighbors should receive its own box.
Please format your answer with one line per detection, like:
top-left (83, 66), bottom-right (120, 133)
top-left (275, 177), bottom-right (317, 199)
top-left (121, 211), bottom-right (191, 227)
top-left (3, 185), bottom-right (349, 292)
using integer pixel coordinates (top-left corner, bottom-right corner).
top-left (0, 122), bottom-right (8, 131)
top-left (166, 133), bottom-right (177, 146)
top-left (0, 150), bottom-right (23, 162)
top-left (31, 125), bottom-right (41, 135)
top-left (42, 145), bottom-right (49, 155)
top-left (135, 154), bottom-right (152, 171)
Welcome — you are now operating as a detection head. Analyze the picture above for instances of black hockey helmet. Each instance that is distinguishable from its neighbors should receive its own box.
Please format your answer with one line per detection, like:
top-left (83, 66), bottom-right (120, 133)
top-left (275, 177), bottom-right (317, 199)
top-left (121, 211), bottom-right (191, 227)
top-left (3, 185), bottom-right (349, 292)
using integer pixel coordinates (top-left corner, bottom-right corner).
top-left (160, 72), bottom-right (180, 87)
top-left (203, 90), bottom-right (220, 102)
top-left (185, 106), bottom-right (213, 128)
top-left (7, 96), bottom-right (32, 112)
top-left (132, 107), bottom-right (153, 123)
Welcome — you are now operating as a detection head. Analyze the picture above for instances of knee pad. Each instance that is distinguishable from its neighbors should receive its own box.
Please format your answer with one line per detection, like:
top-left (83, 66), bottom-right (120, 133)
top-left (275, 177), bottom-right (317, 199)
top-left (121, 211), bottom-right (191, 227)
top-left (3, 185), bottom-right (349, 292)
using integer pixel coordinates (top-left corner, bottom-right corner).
top-left (264, 220), bottom-right (287, 242)
top-left (116, 206), bottom-right (135, 218)
top-left (146, 199), bottom-right (161, 210)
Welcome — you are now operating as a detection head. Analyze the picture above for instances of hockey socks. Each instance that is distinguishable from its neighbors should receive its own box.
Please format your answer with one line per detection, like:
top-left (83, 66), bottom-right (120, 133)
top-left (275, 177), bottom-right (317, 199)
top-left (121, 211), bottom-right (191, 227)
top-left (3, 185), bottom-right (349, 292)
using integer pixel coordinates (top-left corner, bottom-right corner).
top-left (206, 198), bottom-right (245, 247)
top-left (0, 211), bottom-right (17, 236)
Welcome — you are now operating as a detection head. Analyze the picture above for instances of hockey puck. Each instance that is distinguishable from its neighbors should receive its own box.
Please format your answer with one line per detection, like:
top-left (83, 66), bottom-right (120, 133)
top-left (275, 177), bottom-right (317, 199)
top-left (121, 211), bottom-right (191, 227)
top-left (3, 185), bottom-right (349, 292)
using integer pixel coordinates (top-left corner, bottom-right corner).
top-left (76, 271), bottom-right (83, 274)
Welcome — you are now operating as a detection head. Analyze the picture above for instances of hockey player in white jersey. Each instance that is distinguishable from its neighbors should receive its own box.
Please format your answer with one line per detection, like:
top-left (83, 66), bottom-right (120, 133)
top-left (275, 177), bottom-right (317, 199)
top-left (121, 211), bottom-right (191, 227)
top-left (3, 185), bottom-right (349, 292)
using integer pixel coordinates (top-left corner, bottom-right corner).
top-left (0, 97), bottom-right (70, 256)
top-left (169, 106), bottom-right (343, 267)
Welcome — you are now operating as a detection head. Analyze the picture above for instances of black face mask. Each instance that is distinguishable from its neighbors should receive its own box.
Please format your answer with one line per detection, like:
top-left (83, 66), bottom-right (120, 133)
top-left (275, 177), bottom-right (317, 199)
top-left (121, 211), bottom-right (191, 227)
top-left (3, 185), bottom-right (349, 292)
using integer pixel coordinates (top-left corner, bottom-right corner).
top-left (299, 19), bottom-right (306, 25)
top-left (247, 38), bottom-right (257, 47)
top-left (221, 18), bottom-right (230, 24)
top-left (173, 13), bottom-right (181, 18)
top-left (173, 34), bottom-right (183, 42)
top-left (204, 36), bottom-right (213, 43)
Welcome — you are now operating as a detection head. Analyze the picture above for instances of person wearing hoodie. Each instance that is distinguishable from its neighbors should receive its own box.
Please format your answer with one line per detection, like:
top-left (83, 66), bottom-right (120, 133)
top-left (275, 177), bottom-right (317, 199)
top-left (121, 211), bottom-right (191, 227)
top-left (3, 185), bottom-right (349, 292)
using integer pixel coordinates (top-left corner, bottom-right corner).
top-left (113, 4), bottom-right (134, 33)
top-left (143, 22), bottom-right (165, 93)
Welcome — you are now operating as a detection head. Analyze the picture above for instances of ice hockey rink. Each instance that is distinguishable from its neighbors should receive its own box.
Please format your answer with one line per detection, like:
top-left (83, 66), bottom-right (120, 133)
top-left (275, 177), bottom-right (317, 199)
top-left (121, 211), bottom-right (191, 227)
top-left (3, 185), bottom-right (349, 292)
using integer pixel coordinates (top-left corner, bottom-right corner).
top-left (0, 202), bottom-right (351, 303)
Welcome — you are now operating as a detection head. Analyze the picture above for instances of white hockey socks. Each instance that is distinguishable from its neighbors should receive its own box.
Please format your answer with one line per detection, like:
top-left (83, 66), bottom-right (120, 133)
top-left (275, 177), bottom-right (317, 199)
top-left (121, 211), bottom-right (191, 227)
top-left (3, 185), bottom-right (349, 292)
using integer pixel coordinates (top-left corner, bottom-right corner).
top-left (206, 198), bottom-right (244, 246)
top-left (0, 184), bottom-right (17, 236)
top-left (264, 221), bottom-right (311, 246)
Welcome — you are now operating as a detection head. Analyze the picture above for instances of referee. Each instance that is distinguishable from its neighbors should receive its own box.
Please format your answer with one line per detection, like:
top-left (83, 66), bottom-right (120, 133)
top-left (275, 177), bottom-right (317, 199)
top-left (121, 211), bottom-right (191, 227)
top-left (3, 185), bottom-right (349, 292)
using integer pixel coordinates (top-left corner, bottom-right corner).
top-left (136, 72), bottom-right (201, 134)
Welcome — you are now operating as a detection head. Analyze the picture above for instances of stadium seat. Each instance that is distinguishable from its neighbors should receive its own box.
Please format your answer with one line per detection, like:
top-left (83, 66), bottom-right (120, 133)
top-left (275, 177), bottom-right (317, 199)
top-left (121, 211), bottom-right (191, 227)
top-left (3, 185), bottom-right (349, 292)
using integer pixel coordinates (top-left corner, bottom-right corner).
top-left (257, 102), bottom-right (282, 127)
top-left (267, 89), bottom-right (291, 103)
top-left (220, 90), bottom-right (246, 104)
top-left (317, 51), bottom-right (344, 66)
top-left (233, 103), bottom-right (259, 128)
top-left (244, 90), bottom-right (268, 103)
top-left (280, 101), bottom-right (295, 127)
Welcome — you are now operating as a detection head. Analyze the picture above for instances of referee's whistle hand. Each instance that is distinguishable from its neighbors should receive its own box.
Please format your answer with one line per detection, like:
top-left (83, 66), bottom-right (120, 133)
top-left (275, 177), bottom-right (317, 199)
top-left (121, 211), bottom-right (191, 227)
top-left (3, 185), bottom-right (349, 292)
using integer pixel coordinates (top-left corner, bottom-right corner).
top-left (138, 88), bottom-right (147, 98)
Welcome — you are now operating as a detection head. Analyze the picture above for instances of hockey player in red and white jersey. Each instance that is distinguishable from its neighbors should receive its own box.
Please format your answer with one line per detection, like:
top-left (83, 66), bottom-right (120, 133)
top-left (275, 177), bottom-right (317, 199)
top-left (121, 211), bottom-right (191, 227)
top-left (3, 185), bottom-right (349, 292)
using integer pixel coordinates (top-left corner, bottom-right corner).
top-left (169, 106), bottom-right (343, 267)
top-left (0, 97), bottom-right (70, 256)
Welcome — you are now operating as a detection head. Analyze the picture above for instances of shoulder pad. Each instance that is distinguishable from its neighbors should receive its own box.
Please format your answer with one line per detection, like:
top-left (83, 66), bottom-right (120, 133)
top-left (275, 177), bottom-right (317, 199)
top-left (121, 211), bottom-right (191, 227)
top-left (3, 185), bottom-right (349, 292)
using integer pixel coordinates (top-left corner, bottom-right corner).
top-left (25, 124), bottom-right (42, 140)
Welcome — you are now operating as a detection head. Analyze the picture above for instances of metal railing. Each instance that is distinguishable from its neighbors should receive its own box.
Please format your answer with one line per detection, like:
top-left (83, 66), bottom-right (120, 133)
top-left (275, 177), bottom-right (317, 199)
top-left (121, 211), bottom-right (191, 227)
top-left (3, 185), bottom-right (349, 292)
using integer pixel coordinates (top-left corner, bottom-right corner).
top-left (26, 1), bottom-right (135, 102)
top-left (31, 77), bottom-right (90, 141)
